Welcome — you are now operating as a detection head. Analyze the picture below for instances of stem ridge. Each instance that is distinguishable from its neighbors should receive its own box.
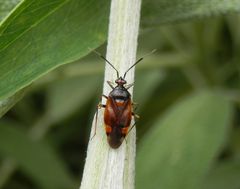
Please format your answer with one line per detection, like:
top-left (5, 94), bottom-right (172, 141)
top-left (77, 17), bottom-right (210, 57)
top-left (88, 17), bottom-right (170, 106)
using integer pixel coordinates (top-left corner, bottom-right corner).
top-left (80, 0), bottom-right (141, 188)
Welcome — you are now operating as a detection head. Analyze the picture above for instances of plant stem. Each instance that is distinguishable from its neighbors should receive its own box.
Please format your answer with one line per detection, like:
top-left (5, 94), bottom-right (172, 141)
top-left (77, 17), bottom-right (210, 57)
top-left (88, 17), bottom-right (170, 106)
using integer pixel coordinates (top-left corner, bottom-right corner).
top-left (80, 0), bottom-right (141, 189)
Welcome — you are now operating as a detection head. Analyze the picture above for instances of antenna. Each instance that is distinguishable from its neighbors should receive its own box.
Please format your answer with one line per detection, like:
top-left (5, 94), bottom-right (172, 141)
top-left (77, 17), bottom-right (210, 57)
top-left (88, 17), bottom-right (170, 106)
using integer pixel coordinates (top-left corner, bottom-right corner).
top-left (123, 49), bottom-right (157, 79)
top-left (90, 48), bottom-right (119, 78)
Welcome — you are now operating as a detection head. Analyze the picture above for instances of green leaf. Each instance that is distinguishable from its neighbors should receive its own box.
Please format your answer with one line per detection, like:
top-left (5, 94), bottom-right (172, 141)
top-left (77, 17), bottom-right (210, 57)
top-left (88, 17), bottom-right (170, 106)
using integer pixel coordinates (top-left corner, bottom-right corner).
top-left (0, 1), bottom-right (24, 119)
top-left (0, 0), bottom-right (20, 21)
top-left (0, 88), bottom-right (26, 118)
top-left (141, 0), bottom-right (240, 27)
top-left (0, 122), bottom-right (75, 189)
top-left (203, 160), bottom-right (240, 189)
top-left (136, 92), bottom-right (233, 189)
top-left (0, 0), bottom-right (109, 100)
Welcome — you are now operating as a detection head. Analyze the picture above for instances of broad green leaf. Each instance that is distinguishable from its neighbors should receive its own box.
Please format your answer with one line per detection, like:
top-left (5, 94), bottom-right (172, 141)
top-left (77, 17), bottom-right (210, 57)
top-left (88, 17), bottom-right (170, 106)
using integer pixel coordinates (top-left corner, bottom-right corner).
top-left (0, 0), bottom-right (109, 100)
top-left (0, 88), bottom-right (26, 118)
top-left (0, 1), bottom-right (24, 119)
top-left (136, 92), bottom-right (233, 189)
top-left (0, 123), bottom-right (75, 189)
top-left (0, 0), bottom-right (20, 21)
top-left (203, 160), bottom-right (240, 189)
top-left (141, 0), bottom-right (240, 27)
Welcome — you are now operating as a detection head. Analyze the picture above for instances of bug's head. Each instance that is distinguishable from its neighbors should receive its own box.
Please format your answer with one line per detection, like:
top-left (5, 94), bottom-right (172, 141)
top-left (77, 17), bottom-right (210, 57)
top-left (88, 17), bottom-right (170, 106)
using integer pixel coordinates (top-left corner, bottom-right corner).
top-left (115, 77), bottom-right (127, 86)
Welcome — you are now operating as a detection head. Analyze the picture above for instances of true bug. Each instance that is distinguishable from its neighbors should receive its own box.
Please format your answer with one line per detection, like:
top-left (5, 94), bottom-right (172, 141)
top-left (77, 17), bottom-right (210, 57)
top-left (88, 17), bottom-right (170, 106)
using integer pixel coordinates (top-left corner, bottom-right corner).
top-left (92, 49), bottom-right (155, 148)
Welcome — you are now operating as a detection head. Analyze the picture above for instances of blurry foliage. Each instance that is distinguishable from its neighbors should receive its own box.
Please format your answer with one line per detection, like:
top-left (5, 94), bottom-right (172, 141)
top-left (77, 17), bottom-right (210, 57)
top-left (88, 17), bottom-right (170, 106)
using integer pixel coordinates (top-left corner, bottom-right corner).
top-left (0, 0), bottom-right (240, 189)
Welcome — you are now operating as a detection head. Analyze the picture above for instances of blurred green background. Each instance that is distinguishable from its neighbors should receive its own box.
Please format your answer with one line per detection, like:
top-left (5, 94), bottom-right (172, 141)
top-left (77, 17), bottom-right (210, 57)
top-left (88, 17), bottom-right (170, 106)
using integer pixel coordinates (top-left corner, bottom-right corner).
top-left (0, 1), bottom-right (240, 189)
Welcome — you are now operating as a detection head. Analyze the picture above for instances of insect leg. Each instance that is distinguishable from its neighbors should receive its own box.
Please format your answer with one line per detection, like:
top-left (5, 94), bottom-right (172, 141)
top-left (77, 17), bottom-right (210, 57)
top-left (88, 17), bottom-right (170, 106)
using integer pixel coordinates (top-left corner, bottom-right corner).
top-left (132, 102), bottom-right (138, 112)
top-left (124, 137), bottom-right (128, 146)
top-left (127, 121), bottom-right (137, 137)
top-left (102, 94), bottom-right (108, 99)
top-left (126, 112), bottom-right (140, 138)
top-left (91, 103), bottom-right (106, 140)
top-left (132, 112), bottom-right (140, 119)
top-left (125, 83), bottom-right (134, 90)
top-left (107, 81), bottom-right (115, 89)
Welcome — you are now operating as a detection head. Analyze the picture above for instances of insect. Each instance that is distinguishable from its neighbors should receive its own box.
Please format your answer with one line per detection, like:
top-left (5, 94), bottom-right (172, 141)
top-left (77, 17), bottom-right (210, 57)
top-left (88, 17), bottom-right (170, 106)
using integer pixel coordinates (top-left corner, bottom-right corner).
top-left (92, 49), bottom-right (155, 148)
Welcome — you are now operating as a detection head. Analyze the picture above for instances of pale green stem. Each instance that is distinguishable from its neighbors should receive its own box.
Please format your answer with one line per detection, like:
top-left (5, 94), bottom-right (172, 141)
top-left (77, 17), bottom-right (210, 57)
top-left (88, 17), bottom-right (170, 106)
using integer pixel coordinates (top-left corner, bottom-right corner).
top-left (80, 0), bottom-right (141, 189)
